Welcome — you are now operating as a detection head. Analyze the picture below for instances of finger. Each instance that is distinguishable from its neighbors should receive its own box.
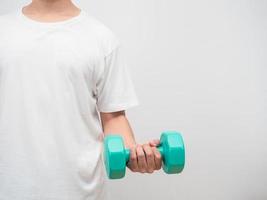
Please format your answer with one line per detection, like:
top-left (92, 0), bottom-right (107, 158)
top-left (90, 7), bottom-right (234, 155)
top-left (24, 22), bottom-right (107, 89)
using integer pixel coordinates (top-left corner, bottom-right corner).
top-left (136, 144), bottom-right (147, 173)
top-left (149, 139), bottom-right (160, 147)
top-left (143, 144), bottom-right (156, 173)
top-left (128, 146), bottom-right (138, 172)
top-left (152, 147), bottom-right (162, 170)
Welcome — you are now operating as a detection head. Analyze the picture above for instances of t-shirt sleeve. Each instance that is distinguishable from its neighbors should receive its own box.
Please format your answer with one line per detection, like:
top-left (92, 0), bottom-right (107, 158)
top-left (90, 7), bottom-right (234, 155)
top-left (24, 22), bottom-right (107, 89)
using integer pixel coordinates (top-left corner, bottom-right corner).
top-left (93, 35), bottom-right (139, 113)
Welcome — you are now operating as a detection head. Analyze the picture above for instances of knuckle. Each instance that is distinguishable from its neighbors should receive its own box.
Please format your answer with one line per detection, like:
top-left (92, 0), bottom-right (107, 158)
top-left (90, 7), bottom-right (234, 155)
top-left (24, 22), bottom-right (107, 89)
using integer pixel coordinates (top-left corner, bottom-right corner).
top-left (146, 151), bottom-right (153, 158)
top-left (130, 155), bottom-right (137, 161)
top-left (142, 143), bottom-right (149, 147)
top-left (155, 153), bottom-right (162, 160)
top-left (141, 169), bottom-right (146, 173)
top-left (146, 166), bottom-right (154, 173)
top-left (138, 153), bottom-right (145, 159)
top-left (136, 145), bottom-right (143, 150)
top-left (131, 167), bottom-right (138, 172)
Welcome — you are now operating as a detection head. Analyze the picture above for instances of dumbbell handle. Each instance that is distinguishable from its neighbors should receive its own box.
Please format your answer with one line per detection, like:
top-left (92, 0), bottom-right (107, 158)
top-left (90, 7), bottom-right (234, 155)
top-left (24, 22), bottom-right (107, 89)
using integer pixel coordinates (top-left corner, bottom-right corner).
top-left (124, 145), bottom-right (164, 164)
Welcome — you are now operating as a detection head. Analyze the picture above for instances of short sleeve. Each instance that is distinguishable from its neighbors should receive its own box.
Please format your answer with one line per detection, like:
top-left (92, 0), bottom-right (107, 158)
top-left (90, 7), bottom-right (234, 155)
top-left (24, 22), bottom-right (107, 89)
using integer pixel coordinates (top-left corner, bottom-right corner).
top-left (94, 43), bottom-right (139, 113)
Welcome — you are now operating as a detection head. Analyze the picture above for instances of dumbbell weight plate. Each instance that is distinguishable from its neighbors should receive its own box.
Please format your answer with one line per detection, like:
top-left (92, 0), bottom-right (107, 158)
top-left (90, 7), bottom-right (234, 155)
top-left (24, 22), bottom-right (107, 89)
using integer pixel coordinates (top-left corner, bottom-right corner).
top-left (160, 131), bottom-right (185, 174)
top-left (104, 135), bottom-right (127, 179)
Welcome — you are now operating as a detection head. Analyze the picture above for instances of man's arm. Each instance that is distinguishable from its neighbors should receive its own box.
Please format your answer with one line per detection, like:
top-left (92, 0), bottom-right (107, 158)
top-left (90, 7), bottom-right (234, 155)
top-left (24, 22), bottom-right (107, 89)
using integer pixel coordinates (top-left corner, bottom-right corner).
top-left (100, 110), bottom-right (136, 148)
top-left (100, 110), bottom-right (162, 174)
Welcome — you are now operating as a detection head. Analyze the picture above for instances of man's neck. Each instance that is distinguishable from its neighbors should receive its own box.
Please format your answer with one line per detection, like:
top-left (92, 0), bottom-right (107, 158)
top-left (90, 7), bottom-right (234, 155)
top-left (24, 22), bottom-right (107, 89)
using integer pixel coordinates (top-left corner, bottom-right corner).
top-left (23, 0), bottom-right (80, 17)
top-left (22, 0), bottom-right (81, 22)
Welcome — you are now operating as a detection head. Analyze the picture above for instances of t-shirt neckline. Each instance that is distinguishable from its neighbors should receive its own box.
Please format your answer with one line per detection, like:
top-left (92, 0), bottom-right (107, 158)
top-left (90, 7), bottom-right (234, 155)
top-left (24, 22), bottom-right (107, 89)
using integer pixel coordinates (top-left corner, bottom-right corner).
top-left (17, 6), bottom-right (86, 27)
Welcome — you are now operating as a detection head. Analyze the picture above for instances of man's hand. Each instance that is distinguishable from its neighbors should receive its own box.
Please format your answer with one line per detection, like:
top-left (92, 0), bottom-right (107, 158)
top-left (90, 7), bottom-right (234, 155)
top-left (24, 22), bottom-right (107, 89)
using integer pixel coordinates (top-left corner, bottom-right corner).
top-left (127, 139), bottom-right (162, 173)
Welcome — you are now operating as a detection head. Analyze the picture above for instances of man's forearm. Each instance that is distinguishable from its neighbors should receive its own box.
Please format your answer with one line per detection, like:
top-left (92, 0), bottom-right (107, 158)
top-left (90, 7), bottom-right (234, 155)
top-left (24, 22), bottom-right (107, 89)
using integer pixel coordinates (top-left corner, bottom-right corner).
top-left (100, 111), bottom-right (137, 148)
top-left (100, 110), bottom-right (163, 174)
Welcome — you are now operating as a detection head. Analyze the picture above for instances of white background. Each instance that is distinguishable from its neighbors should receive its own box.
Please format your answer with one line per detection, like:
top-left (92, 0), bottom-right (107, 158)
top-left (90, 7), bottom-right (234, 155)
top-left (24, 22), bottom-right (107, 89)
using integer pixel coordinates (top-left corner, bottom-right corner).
top-left (1, 1), bottom-right (267, 200)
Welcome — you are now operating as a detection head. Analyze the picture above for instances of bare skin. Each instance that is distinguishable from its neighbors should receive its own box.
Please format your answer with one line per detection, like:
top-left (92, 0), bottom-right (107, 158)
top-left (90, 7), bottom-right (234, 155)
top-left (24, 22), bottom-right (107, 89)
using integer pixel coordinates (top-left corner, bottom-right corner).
top-left (23, 0), bottom-right (163, 174)
top-left (100, 111), bottom-right (162, 173)
top-left (22, 0), bottom-right (81, 22)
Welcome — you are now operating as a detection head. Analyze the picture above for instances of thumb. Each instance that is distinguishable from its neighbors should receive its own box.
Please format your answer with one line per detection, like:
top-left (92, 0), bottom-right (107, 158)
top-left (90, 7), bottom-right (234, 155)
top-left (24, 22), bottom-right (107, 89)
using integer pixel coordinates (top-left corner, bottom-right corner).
top-left (149, 139), bottom-right (160, 147)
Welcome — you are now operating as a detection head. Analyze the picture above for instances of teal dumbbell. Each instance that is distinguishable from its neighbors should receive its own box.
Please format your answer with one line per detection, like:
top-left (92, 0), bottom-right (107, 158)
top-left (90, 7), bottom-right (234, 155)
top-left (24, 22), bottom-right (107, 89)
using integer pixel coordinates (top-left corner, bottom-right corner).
top-left (103, 131), bottom-right (185, 179)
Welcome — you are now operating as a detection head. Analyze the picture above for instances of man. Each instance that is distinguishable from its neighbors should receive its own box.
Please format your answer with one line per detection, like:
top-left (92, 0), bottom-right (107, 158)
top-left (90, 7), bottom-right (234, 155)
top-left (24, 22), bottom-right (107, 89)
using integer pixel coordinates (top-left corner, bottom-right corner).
top-left (0, 0), bottom-right (162, 199)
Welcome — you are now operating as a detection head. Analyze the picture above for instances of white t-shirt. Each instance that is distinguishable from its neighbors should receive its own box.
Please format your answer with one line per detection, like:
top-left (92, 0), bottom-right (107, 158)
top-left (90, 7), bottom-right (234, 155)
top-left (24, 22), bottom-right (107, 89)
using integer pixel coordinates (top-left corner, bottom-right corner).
top-left (0, 7), bottom-right (139, 200)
